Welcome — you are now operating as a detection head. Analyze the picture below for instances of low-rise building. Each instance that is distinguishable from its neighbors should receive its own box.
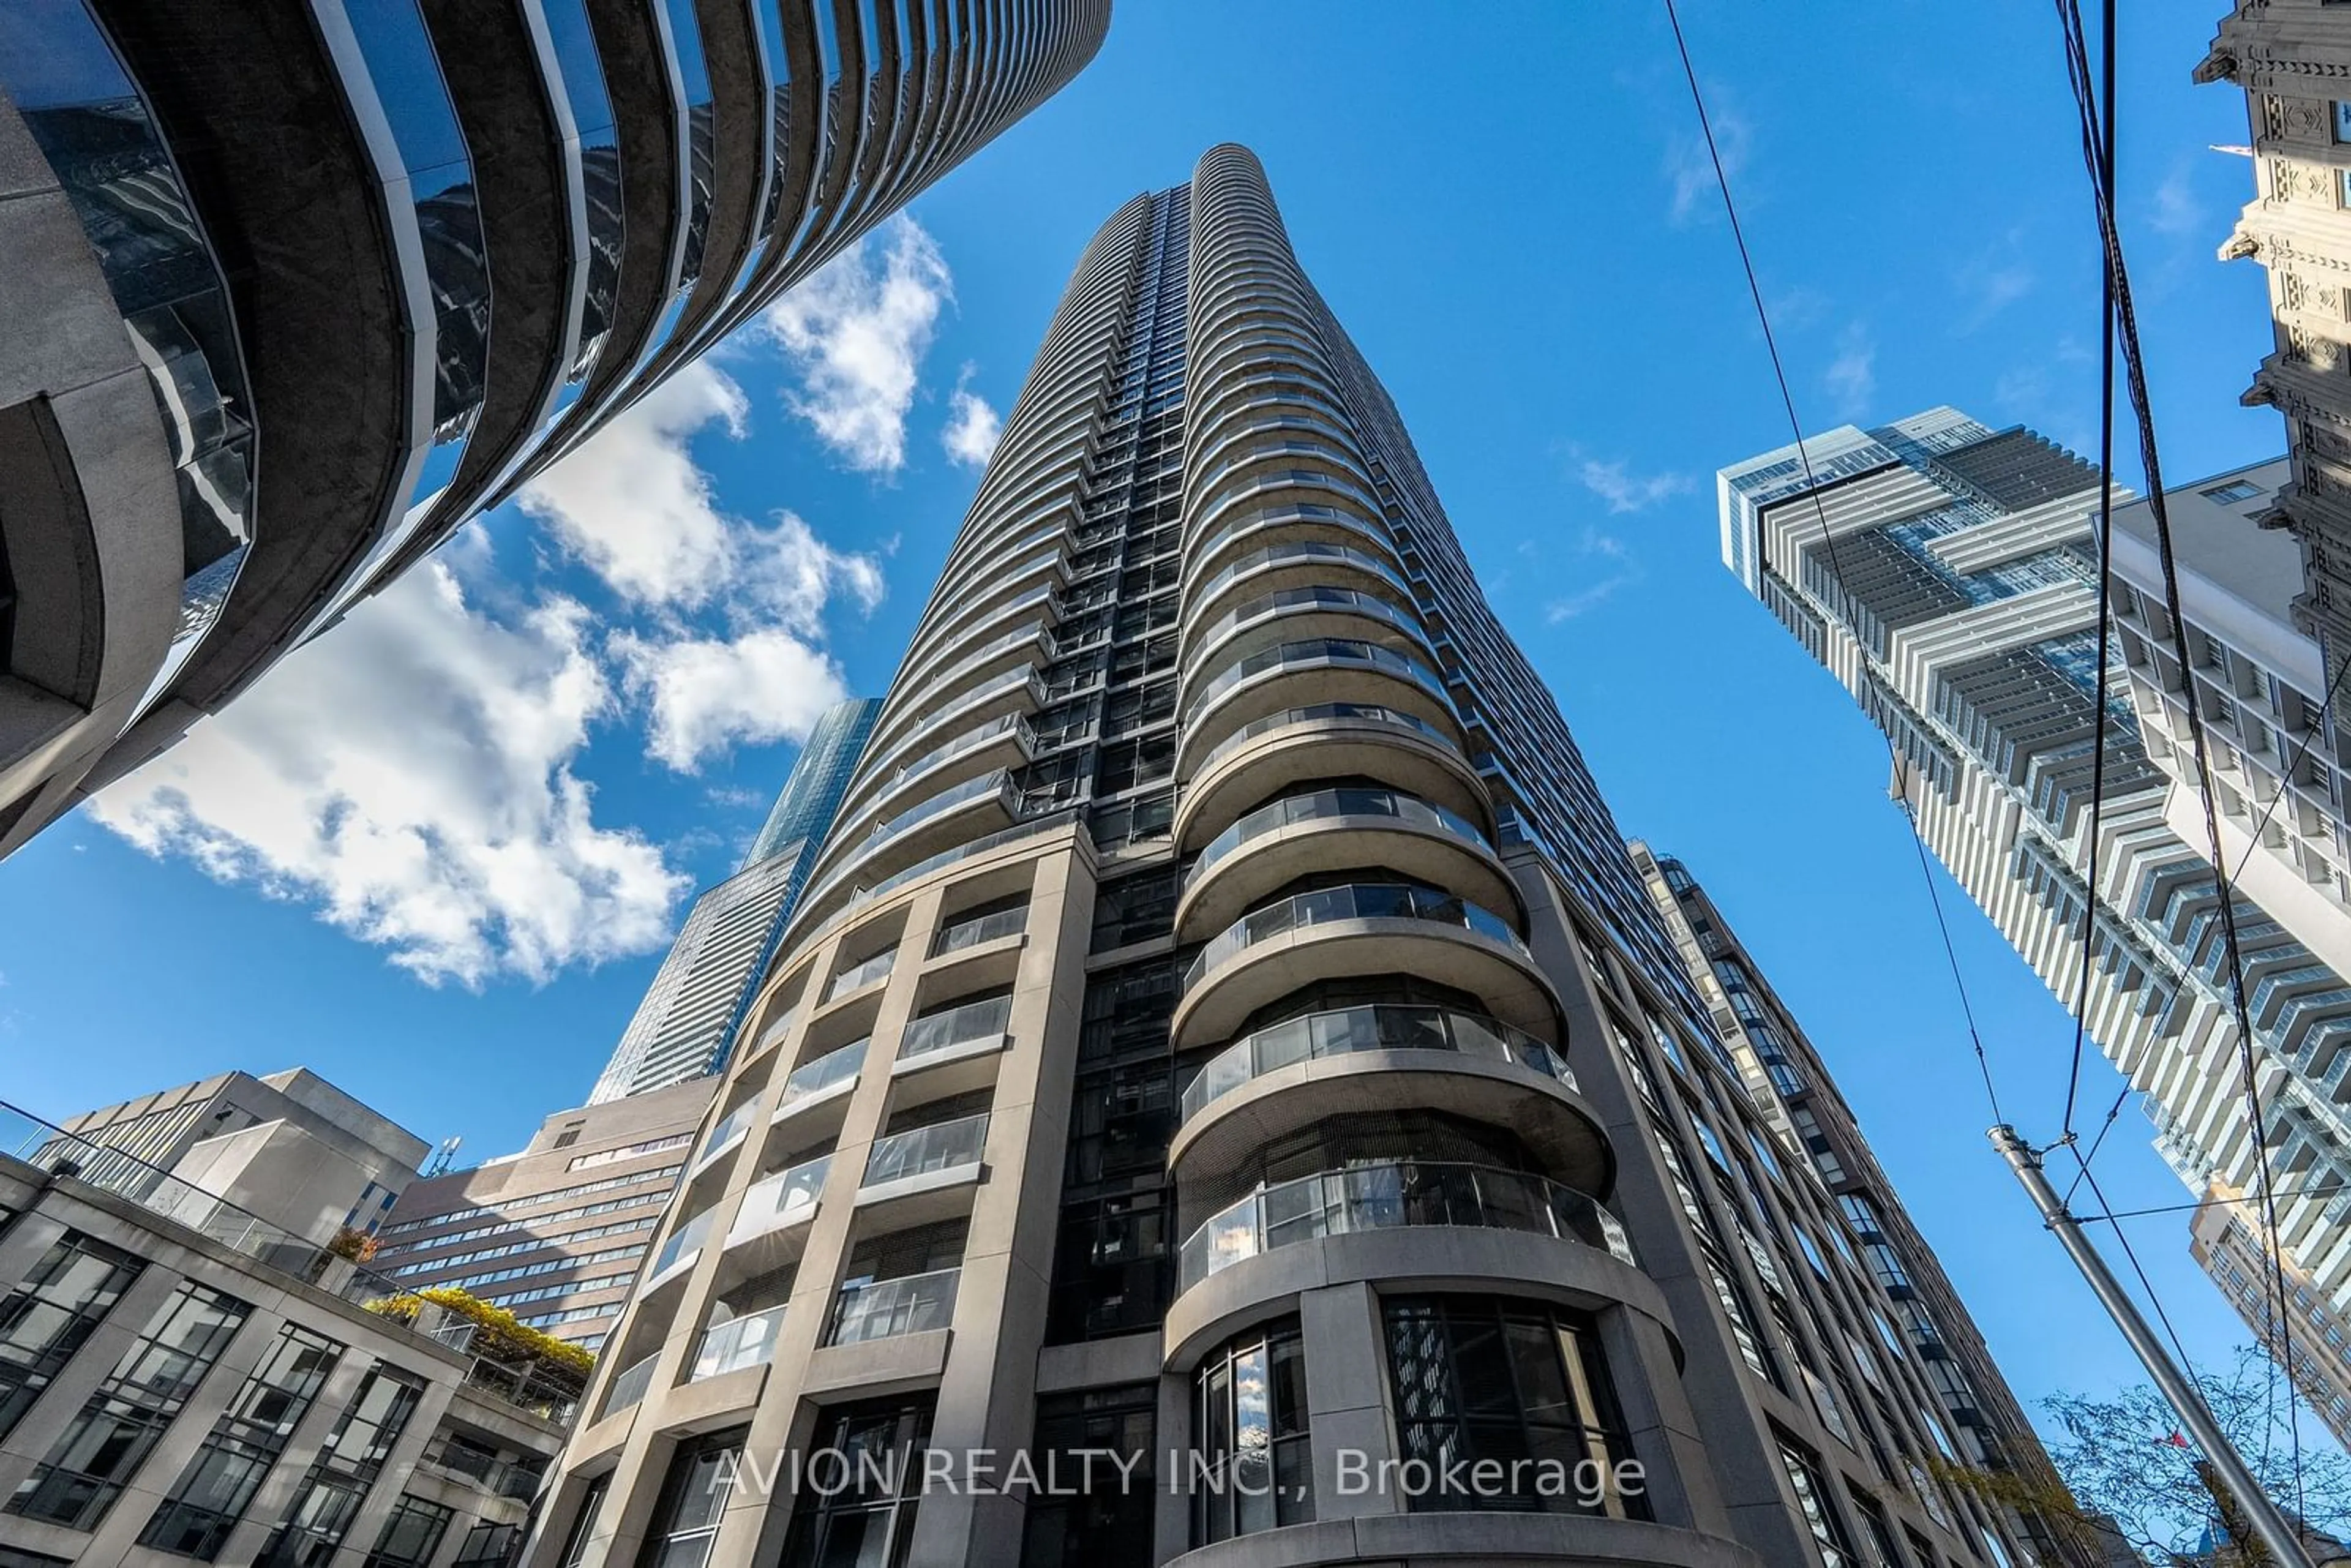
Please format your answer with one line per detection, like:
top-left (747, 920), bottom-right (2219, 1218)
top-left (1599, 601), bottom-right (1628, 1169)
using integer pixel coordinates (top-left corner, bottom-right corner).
top-left (0, 1098), bottom-right (575, 1568)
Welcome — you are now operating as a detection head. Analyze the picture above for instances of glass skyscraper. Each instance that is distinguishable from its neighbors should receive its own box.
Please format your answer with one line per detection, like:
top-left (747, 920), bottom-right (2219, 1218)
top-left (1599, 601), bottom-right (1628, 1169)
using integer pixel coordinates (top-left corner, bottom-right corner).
top-left (589, 699), bottom-right (882, 1105)
top-left (533, 152), bottom-right (2074, 1568)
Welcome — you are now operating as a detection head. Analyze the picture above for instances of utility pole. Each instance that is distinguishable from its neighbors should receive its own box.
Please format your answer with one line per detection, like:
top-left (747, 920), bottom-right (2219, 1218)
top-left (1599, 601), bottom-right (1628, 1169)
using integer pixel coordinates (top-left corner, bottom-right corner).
top-left (1990, 1125), bottom-right (2316, 1568)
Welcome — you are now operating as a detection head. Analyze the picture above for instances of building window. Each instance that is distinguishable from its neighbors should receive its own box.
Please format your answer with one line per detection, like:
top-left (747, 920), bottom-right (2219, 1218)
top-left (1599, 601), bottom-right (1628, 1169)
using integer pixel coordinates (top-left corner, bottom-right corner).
top-left (451, 1520), bottom-right (522, 1567)
top-left (554, 1475), bottom-right (609, 1568)
top-left (9, 1279), bottom-right (250, 1529)
top-left (361, 1496), bottom-right (452, 1568)
top-left (1191, 1318), bottom-right (1312, 1545)
top-left (2202, 479), bottom-right (2264, 506)
top-left (784, 1402), bottom-right (931, 1568)
top-left (1777, 1433), bottom-right (1859, 1568)
top-left (1019, 1384), bottom-right (1155, 1566)
top-left (645, 1428), bottom-right (749, 1568)
top-left (140, 1324), bottom-right (344, 1560)
top-left (0, 1231), bottom-right (143, 1441)
top-left (2337, 101), bottom-right (2351, 143)
top-left (257, 1368), bottom-right (424, 1566)
top-left (1381, 1295), bottom-right (1647, 1518)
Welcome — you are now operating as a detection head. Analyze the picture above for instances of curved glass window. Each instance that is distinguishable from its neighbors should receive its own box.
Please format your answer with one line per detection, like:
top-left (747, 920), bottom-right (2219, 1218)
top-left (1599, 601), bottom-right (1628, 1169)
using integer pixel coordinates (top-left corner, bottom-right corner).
top-left (659, 0), bottom-right (716, 291)
top-left (1382, 1296), bottom-right (1646, 1518)
top-left (1190, 786), bottom-right (1490, 888)
top-left (1191, 1319), bottom-right (1311, 1545)
top-left (6, 7), bottom-right (254, 717)
top-left (1179, 1163), bottom-right (1632, 1289)
top-left (1185, 637), bottom-right (1452, 726)
top-left (310, 0), bottom-right (486, 621)
top-left (1185, 881), bottom-right (1526, 993)
top-left (539, 0), bottom-right (623, 377)
top-left (1182, 1003), bottom-right (1572, 1121)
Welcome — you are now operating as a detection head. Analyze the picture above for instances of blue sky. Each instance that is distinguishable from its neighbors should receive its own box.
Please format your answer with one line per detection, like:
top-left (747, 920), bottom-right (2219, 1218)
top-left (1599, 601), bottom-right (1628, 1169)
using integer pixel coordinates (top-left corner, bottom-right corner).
top-left (0, 2), bottom-right (2305, 1439)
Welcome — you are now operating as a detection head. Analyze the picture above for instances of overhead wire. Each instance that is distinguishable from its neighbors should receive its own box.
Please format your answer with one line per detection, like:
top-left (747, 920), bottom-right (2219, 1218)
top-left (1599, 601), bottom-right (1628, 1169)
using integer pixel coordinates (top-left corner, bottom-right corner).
top-left (2049, 0), bottom-right (2306, 1511)
top-left (1661, 0), bottom-right (2008, 1128)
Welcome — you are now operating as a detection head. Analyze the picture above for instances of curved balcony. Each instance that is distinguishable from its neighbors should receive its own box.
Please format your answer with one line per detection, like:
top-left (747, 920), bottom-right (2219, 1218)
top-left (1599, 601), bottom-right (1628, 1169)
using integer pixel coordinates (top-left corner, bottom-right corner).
top-left (768, 1037), bottom-right (866, 1132)
top-left (1179, 587), bottom-right (1436, 699)
top-left (821, 770), bottom-right (1019, 906)
top-left (1187, 470), bottom-right (1389, 555)
top-left (1176, 786), bottom-right (1517, 942)
top-left (857, 1113), bottom-right (989, 1221)
top-left (1175, 702), bottom-right (1485, 855)
top-left (1177, 639), bottom-right (1460, 782)
top-left (1171, 883), bottom-right (1558, 1052)
top-left (1176, 1162), bottom-right (1633, 1292)
top-left (690, 1303), bottom-right (786, 1382)
top-left (1183, 539), bottom-right (1411, 639)
top-left (1169, 1005), bottom-right (1609, 1201)
top-left (726, 1155), bottom-right (830, 1249)
top-left (1176, 496), bottom-right (1392, 587)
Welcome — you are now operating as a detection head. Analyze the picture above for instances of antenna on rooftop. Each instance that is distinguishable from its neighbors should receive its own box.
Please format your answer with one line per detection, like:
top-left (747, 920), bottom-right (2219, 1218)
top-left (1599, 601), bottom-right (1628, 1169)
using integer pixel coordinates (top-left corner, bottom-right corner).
top-left (426, 1136), bottom-right (462, 1177)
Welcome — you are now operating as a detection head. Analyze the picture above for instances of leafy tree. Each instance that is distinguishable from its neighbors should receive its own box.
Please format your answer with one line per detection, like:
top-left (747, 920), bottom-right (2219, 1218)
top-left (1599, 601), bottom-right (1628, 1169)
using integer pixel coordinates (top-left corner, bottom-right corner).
top-left (1944, 1346), bottom-right (2351, 1565)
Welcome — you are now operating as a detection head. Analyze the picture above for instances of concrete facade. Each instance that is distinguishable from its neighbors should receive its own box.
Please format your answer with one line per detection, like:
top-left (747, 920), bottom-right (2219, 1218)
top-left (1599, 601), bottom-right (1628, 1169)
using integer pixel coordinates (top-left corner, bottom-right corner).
top-left (0, 2), bottom-right (1108, 858)
top-left (53, 1067), bottom-right (429, 1250)
top-left (381, 1081), bottom-right (719, 1354)
top-left (2191, 1180), bottom-right (2351, 1451)
top-left (529, 150), bottom-right (2074, 1568)
top-left (0, 1101), bottom-right (572, 1567)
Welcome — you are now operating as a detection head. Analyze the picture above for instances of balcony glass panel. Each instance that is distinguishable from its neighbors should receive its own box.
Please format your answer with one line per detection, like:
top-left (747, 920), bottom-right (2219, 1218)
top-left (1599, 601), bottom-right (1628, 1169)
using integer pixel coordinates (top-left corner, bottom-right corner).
top-left (932, 904), bottom-right (1028, 956)
top-left (1186, 639), bottom-right (1452, 724)
top-left (862, 1112), bottom-right (989, 1187)
top-left (602, 1353), bottom-right (657, 1416)
top-left (650, 1207), bottom-right (716, 1279)
top-left (1188, 541), bottom-right (1412, 620)
top-left (734, 1155), bottom-right (831, 1236)
top-left (898, 996), bottom-right (1013, 1062)
top-left (1191, 788), bottom-right (1490, 889)
top-left (1194, 702), bottom-right (1458, 777)
top-left (782, 1038), bottom-right (867, 1104)
top-left (869, 770), bottom-right (1010, 845)
top-left (1183, 883), bottom-right (1528, 994)
top-left (828, 1267), bottom-right (961, 1345)
top-left (691, 1304), bottom-right (787, 1381)
top-left (696, 1099), bottom-right (759, 1166)
top-left (827, 948), bottom-right (899, 1003)
top-left (1181, 1005), bottom-right (1575, 1120)
top-left (1178, 1163), bottom-right (1632, 1289)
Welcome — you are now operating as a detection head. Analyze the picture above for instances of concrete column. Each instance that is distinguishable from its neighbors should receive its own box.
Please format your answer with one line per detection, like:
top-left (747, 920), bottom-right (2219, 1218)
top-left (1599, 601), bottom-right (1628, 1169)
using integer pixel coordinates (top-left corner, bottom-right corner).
top-left (1299, 1281), bottom-right (1399, 1525)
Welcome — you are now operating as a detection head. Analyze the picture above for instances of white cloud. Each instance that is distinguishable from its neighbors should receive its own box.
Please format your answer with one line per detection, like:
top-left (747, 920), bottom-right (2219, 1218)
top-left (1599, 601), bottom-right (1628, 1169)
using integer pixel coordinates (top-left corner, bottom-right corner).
top-left (1667, 102), bottom-right (1751, 225)
top-left (615, 626), bottom-right (852, 773)
top-left (89, 559), bottom-right (686, 988)
top-left (762, 218), bottom-right (953, 473)
top-left (942, 366), bottom-right (1002, 468)
top-left (1542, 527), bottom-right (1644, 623)
top-left (1824, 323), bottom-right (1878, 419)
top-left (2151, 165), bottom-right (2203, 240)
top-left (1577, 458), bottom-right (1693, 514)
top-left (517, 362), bottom-right (748, 609)
top-left (1545, 580), bottom-right (1632, 623)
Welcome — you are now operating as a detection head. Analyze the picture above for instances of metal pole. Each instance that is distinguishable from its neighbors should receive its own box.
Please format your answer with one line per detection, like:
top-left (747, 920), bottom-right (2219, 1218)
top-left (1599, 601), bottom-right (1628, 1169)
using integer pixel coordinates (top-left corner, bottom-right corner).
top-left (1990, 1125), bottom-right (2315, 1568)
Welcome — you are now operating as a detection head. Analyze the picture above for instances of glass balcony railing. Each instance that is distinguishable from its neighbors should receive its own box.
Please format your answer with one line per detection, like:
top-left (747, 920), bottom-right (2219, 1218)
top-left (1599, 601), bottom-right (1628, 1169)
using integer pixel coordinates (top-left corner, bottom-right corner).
top-left (874, 715), bottom-right (1030, 811)
top-left (1193, 701), bottom-right (1458, 778)
top-left (827, 948), bottom-right (899, 1002)
top-left (932, 904), bottom-right (1029, 956)
top-left (1190, 788), bottom-right (1490, 891)
top-left (1185, 638), bottom-right (1453, 726)
top-left (602, 1352), bottom-right (658, 1417)
top-left (696, 1099), bottom-right (760, 1168)
top-left (650, 1207), bottom-right (716, 1281)
top-left (731, 1155), bottom-right (830, 1240)
top-left (1178, 1162), bottom-right (1633, 1290)
top-left (1187, 540), bottom-right (1412, 622)
top-left (862, 1112), bottom-right (989, 1187)
top-left (1184, 883), bottom-right (1528, 994)
top-left (1181, 1005), bottom-right (1576, 1122)
top-left (828, 1267), bottom-right (961, 1346)
top-left (869, 770), bottom-right (1011, 846)
top-left (1188, 503), bottom-right (1398, 582)
top-left (780, 1038), bottom-right (867, 1106)
top-left (1185, 587), bottom-right (1430, 685)
top-left (692, 1304), bottom-right (787, 1381)
top-left (419, 1436), bottom-right (544, 1501)
top-left (898, 996), bottom-right (1013, 1063)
